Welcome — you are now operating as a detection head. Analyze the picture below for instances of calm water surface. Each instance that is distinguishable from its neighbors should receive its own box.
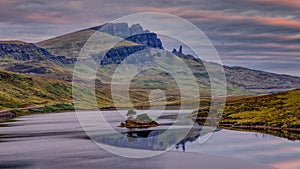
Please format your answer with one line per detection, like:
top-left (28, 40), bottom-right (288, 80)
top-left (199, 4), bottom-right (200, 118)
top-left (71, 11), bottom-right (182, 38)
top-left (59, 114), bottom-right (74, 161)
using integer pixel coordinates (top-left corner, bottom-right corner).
top-left (0, 111), bottom-right (299, 169)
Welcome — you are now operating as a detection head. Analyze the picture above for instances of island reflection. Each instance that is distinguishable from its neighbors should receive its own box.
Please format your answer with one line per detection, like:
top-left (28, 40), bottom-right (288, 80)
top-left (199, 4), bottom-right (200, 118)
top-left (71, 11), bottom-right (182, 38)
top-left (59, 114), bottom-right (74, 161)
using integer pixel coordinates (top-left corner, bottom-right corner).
top-left (94, 127), bottom-right (220, 152)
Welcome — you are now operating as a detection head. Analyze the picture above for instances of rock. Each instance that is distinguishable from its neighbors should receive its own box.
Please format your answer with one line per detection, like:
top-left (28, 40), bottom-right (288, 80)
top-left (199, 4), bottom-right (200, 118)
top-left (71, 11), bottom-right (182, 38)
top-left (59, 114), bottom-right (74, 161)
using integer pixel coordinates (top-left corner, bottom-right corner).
top-left (100, 23), bottom-right (130, 38)
top-left (125, 33), bottom-right (163, 49)
top-left (129, 23), bottom-right (145, 35)
top-left (179, 45), bottom-right (182, 54)
top-left (90, 23), bottom-right (163, 49)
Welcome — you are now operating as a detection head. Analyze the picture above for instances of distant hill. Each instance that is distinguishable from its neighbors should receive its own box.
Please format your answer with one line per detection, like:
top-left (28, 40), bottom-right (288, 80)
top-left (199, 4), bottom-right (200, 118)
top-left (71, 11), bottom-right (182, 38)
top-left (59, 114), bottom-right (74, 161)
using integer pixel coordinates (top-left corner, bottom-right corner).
top-left (224, 66), bottom-right (300, 90)
top-left (172, 49), bottom-right (300, 92)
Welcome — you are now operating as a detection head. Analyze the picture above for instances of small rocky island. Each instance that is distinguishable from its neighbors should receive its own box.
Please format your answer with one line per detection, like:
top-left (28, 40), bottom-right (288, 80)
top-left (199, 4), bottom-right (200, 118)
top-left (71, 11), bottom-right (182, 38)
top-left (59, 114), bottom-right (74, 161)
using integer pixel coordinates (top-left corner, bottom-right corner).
top-left (120, 110), bottom-right (159, 128)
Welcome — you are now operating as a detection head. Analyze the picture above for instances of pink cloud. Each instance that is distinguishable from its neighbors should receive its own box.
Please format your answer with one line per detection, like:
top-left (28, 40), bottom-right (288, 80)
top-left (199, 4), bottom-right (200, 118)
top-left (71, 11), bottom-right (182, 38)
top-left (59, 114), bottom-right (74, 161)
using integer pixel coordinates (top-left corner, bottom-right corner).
top-left (250, 0), bottom-right (300, 9)
top-left (132, 6), bottom-right (244, 22)
top-left (207, 31), bottom-right (300, 41)
top-left (224, 51), bottom-right (300, 57)
top-left (272, 158), bottom-right (300, 169)
top-left (216, 42), bottom-right (300, 50)
top-left (131, 6), bottom-right (300, 30)
top-left (256, 17), bottom-right (300, 29)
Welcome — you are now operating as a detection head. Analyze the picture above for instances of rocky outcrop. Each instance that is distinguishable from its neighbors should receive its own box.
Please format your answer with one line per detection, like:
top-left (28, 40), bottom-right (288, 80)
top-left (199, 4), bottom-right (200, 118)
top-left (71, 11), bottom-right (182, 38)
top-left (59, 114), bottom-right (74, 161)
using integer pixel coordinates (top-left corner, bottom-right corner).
top-left (129, 23), bottom-right (147, 35)
top-left (90, 23), bottom-right (150, 37)
top-left (125, 33), bottom-right (163, 49)
top-left (96, 24), bottom-right (163, 65)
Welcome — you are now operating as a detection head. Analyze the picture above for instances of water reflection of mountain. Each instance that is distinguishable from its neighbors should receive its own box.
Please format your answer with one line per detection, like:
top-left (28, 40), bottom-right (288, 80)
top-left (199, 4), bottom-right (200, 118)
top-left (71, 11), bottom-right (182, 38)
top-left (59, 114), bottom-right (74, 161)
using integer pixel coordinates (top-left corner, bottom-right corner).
top-left (94, 127), bottom-right (220, 151)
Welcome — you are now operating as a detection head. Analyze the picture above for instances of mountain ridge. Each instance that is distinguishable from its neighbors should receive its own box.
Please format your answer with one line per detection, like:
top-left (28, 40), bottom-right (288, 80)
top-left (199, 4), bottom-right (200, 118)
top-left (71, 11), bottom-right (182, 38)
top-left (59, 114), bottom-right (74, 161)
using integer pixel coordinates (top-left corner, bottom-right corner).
top-left (0, 22), bottom-right (299, 95)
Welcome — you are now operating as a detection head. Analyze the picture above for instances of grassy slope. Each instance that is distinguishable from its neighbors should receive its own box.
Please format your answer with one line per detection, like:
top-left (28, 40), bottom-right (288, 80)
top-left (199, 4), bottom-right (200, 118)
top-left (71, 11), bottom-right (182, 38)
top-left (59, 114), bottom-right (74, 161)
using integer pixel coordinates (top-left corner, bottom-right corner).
top-left (194, 89), bottom-right (300, 129)
top-left (36, 29), bottom-right (95, 58)
top-left (192, 89), bottom-right (300, 140)
top-left (0, 59), bottom-right (72, 81)
top-left (0, 70), bottom-right (171, 112)
top-left (0, 70), bottom-right (118, 111)
top-left (222, 89), bottom-right (300, 128)
top-left (0, 70), bottom-right (72, 110)
top-left (36, 29), bottom-right (139, 59)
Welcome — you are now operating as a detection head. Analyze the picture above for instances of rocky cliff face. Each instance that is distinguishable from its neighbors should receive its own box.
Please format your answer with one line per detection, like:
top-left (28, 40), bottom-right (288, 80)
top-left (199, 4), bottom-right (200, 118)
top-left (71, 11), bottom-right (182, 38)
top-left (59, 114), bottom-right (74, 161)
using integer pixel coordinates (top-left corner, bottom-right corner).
top-left (90, 23), bottom-right (150, 38)
top-left (95, 23), bottom-right (163, 64)
top-left (125, 33), bottom-right (163, 49)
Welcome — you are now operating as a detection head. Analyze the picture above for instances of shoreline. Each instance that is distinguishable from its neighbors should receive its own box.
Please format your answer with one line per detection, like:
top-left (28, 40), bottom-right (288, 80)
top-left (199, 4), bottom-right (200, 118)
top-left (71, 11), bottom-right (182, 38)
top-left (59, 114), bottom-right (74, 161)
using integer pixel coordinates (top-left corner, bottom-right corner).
top-left (219, 124), bottom-right (300, 132)
top-left (1, 108), bottom-right (299, 140)
top-left (0, 104), bottom-right (117, 122)
top-left (0, 104), bottom-right (185, 121)
top-left (0, 111), bottom-right (16, 121)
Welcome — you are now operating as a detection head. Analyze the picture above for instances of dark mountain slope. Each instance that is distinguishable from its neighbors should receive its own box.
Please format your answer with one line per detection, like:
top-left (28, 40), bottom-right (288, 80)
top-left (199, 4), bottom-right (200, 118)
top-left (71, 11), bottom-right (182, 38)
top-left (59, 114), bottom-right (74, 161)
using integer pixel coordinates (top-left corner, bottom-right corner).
top-left (0, 41), bottom-right (73, 80)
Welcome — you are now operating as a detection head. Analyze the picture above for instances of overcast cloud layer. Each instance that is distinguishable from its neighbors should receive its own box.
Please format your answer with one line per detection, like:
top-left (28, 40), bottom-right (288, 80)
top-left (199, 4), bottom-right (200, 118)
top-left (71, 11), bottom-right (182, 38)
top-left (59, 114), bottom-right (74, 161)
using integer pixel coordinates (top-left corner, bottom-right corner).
top-left (0, 0), bottom-right (299, 76)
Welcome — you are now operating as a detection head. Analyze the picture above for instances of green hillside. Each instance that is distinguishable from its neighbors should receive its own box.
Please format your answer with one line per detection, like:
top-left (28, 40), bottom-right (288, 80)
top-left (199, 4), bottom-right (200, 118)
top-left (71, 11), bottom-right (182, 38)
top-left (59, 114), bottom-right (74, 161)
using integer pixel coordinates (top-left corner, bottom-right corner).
top-left (36, 29), bottom-right (95, 58)
top-left (222, 89), bottom-right (300, 128)
top-left (193, 89), bottom-right (300, 129)
top-left (0, 70), bottom-right (72, 110)
top-left (0, 70), bottom-right (174, 112)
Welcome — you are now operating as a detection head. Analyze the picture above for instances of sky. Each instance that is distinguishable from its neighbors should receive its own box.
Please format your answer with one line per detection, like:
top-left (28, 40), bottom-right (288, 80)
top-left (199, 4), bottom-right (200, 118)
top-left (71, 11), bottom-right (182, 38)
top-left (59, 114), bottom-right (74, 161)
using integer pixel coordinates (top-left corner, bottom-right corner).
top-left (0, 0), bottom-right (299, 76)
